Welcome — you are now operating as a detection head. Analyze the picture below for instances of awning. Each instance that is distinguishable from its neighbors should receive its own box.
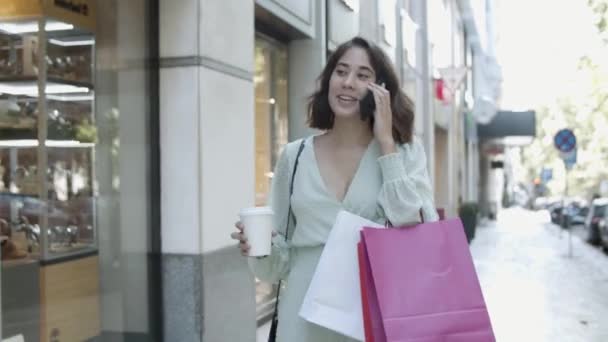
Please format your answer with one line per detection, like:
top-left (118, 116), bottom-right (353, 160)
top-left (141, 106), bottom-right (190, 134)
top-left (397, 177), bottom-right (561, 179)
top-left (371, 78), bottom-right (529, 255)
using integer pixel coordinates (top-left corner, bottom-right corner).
top-left (477, 110), bottom-right (536, 145)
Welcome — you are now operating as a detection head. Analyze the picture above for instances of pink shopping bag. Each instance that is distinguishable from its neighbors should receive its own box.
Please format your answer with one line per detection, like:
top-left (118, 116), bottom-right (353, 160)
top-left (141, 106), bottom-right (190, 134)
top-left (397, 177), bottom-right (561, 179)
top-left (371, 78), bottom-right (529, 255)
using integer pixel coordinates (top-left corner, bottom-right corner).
top-left (358, 218), bottom-right (495, 342)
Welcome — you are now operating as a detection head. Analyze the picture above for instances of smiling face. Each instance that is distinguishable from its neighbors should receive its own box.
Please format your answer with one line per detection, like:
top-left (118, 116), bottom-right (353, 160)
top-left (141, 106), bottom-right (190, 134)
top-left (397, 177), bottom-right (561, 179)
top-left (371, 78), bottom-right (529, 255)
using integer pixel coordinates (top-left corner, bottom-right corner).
top-left (328, 46), bottom-right (376, 119)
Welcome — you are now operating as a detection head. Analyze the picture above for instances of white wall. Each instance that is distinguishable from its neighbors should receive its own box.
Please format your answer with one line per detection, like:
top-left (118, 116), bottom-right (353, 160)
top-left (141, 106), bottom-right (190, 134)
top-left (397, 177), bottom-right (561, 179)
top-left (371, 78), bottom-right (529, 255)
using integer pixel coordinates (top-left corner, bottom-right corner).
top-left (160, 67), bottom-right (201, 255)
top-left (200, 68), bottom-right (255, 253)
top-left (160, 0), bottom-right (255, 255)
top-left (328, 0), bottom-right (359, 49)
top-left (288, 0), bottom-right (326, 140)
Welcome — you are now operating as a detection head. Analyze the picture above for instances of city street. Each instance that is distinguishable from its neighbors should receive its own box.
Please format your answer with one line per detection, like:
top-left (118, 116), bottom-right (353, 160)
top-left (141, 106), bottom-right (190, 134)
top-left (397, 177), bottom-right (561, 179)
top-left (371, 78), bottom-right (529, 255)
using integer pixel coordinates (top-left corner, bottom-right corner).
top-left (2, 0), bottom-right (608, 340)
top-left (258, 208), bottom-right (608, 342)
top-left (472, 208), bottom-right (608, 342)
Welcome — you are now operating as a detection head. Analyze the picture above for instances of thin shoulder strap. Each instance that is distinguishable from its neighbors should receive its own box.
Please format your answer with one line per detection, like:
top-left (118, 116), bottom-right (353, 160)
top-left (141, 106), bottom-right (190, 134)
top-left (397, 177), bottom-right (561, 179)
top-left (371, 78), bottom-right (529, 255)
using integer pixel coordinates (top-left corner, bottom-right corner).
top-left (284, 139), bottom-right (306, 241)
top-left (268, 139), bottom-right (306, 342)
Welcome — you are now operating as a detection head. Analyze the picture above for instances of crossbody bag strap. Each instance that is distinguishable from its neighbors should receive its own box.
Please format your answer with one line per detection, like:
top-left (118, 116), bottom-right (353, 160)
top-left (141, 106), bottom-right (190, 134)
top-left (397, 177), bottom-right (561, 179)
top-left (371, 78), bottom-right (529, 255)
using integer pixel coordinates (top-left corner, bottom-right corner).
top-left (268, 139), bottom-right (306, 342)
top-left (284, 139), bottom-right (306, 240)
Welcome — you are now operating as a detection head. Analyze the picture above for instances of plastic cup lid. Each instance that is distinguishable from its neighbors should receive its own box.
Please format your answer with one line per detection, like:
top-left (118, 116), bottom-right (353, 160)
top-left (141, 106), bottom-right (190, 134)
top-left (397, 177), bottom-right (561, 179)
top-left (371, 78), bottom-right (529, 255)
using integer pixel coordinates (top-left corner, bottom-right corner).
top-left (239, 206), bottom-right (273, 216)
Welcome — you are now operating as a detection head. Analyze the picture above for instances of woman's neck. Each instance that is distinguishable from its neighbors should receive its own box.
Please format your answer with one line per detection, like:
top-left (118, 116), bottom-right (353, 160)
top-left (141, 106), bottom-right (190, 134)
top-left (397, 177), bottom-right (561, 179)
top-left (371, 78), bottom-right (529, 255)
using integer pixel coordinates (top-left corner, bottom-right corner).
top-left (325, 116), bottom-right (373, 148)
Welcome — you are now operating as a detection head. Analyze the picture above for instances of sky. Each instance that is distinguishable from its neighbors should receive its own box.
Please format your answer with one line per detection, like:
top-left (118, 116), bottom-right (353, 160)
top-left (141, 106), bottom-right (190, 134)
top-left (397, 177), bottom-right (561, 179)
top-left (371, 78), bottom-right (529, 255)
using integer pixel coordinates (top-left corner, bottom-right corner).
top-left (495, 0), bottom-right (603, 110)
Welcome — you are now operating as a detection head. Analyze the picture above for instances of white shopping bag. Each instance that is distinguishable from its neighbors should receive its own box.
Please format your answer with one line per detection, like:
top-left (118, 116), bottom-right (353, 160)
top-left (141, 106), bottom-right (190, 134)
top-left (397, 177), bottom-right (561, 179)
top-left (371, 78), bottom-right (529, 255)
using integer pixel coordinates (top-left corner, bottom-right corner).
top-left (299, 210), bottom-right (384, 340)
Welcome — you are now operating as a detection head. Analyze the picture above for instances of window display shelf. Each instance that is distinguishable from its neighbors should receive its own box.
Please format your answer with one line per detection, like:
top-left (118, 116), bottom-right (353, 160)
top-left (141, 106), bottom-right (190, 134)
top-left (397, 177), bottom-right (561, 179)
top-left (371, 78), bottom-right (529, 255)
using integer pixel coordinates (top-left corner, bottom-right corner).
top-left (1, 5), bottom-right (102, 342)
top-left (0, 144), bottom-right (97, 261)
top-left (1, 28), bottom-right (94, 85)
top-left (0, 87), bottom-right (96, 142)
top-left (0, 75), bottom-right (94, 96)
top-left (0, 120), bottom-right (35, 130)
top-left (0, 139), bottom-right (95, 147)
top-left (0, 42), bottom-right (97, 261)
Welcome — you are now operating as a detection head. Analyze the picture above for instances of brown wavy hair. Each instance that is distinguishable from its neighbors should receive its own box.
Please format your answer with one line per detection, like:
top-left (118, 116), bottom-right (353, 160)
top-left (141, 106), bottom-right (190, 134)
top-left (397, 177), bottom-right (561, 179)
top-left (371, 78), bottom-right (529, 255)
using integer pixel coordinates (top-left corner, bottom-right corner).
top-left (307, 36), bottom-right (415, 144)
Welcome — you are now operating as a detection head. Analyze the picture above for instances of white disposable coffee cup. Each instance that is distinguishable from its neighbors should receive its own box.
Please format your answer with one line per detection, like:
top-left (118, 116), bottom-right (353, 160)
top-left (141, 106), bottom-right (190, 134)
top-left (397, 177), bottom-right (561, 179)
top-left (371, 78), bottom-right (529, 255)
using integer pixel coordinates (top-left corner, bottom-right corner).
top-left (239, 207), bottom-right (274, 257)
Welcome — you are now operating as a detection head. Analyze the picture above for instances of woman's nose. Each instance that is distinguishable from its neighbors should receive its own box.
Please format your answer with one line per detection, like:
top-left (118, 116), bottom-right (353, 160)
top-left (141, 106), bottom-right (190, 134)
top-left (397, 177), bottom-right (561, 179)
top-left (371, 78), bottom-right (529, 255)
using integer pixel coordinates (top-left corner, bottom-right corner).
top-left (342, 72), bottom-right (356, 88)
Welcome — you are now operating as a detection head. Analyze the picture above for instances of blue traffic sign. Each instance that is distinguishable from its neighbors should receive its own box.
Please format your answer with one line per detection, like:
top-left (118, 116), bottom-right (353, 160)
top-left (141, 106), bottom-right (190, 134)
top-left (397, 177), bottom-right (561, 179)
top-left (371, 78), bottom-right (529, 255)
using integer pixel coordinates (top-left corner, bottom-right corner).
top-left (554, 129), bottom-right (576, 153)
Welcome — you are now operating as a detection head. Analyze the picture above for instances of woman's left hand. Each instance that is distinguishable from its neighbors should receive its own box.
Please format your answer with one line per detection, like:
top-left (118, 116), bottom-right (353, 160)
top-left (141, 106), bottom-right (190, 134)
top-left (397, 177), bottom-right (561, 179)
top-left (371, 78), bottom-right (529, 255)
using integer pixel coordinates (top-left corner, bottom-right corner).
top-left (368, 82), bottom-right (396, 154)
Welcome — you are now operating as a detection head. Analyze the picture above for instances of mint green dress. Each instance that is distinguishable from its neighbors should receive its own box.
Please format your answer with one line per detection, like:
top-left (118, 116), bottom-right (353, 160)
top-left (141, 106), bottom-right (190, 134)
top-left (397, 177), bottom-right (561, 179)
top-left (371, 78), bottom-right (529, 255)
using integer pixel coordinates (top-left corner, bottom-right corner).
top-left (249, 135), bottom-right (438, 342)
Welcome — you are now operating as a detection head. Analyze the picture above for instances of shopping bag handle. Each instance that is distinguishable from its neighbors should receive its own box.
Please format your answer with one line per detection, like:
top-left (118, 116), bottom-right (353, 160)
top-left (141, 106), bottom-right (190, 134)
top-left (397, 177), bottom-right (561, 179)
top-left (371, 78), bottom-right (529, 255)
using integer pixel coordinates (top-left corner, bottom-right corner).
top-left (384, 208), bottom-right (424, 228)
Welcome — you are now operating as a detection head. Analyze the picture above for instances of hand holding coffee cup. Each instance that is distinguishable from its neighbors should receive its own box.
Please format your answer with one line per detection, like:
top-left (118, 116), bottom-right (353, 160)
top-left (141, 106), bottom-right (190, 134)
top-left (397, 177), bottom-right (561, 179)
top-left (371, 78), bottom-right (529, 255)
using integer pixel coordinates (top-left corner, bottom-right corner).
top-left (231, 221), bottom-right (250, 256)
top-left (232, 207), bottom-right (276, 257)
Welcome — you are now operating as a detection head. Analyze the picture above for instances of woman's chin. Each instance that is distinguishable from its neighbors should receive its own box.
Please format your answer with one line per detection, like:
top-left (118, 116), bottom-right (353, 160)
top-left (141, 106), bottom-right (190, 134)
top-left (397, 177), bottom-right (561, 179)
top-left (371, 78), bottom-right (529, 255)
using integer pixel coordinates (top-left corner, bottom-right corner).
top-left (333, 110), bottom-right (360, 120)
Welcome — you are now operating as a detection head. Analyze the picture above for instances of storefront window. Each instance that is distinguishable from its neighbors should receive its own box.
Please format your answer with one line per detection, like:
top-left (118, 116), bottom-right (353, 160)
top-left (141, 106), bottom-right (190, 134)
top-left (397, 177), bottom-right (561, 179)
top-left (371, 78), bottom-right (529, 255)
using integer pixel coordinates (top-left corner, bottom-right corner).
top-left (1, 1), bottom-right (158, 341)
top-left (0, 12), bottom-right (99, 340)
top-left (254, 35), bottom-right (288, 206)
top-left (253, 35), bottom-right (288, 319)
top-left (0, 24), bottom-right (96, 259)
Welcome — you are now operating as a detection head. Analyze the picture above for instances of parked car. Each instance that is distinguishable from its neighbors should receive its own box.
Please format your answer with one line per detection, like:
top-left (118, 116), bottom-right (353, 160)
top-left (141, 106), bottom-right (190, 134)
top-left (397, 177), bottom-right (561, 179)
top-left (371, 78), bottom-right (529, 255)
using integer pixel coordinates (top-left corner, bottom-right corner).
top-left (597, 203), bottom-right (608, 251)
top-left (550, 203), bottom-right (564, 225)
top-left (571, 206), bottom-right (589, 225)
top-left (585, 198), bottom-right (608, 245)
top-left (549, 201), bottom-right (588, 228)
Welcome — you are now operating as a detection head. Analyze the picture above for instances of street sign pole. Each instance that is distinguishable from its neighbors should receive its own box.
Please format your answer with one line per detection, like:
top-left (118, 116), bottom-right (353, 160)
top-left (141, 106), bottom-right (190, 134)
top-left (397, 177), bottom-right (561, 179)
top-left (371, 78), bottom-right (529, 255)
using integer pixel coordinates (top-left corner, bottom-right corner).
top-left (554, 128), bottom-right (576, 258)
top-left (560, 192), bottom-right (564, 238)
top-left (565, 167), bottom-right (572, 258)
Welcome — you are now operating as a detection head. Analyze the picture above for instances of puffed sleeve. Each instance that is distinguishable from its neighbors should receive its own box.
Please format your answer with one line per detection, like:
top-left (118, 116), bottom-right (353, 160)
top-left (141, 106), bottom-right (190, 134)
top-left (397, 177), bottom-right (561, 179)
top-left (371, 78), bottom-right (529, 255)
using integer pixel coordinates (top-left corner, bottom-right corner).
top-left (247, 141), bottom-right (296, 284)
top-left (376, 137), bottom-right (439, 226)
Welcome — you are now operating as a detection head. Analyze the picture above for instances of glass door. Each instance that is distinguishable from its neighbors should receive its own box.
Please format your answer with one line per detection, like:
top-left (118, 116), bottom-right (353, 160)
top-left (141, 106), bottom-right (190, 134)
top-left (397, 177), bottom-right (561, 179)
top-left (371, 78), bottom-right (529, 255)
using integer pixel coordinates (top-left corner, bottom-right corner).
top-left (1, 0), bottom-right (160, 340)
top-left (253, 34), bottom-right (289, 322)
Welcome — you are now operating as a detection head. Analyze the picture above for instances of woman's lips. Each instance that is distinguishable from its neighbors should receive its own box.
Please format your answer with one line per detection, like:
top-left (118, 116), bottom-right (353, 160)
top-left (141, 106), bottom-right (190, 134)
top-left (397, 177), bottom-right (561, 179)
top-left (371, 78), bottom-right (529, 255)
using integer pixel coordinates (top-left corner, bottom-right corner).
top-left (337, 95), bottom-right (357, 102)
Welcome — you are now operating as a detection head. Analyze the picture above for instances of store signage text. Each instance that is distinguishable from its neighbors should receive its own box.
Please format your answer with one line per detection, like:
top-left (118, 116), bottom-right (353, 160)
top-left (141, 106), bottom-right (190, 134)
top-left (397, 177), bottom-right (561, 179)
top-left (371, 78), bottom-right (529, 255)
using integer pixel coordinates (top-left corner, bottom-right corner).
top-left (54, 0), bottom-right (88, 16)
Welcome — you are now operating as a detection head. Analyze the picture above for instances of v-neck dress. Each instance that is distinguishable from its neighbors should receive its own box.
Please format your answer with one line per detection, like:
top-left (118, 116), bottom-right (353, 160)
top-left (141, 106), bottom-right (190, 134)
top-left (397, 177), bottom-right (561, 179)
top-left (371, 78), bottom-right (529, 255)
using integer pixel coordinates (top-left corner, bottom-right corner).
top-left (249, 134), bottom-right (438, 342)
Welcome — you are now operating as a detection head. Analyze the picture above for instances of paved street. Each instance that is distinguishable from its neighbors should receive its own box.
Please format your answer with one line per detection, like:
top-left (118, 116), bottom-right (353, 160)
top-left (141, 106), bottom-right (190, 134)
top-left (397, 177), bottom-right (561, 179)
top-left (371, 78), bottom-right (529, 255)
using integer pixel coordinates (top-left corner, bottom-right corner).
top-left (258, 207), bottom-right (608, 341)
top-left (471, 208), bottom-right (608, 342)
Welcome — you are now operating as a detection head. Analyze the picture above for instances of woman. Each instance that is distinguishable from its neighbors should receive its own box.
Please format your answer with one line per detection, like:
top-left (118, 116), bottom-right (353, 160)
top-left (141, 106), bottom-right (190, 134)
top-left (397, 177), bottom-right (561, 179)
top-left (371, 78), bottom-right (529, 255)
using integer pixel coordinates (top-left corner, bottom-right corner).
top-left (231, 36), bottom-right (438, 341)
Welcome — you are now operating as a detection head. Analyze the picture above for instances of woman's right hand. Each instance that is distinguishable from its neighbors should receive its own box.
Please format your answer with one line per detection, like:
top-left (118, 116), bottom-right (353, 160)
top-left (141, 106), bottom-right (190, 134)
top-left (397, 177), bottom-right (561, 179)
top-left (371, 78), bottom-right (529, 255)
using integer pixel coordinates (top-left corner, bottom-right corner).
top-left (231, 221), bottom-right (278, 257)
top-left (231, 221), bottom-right (250, 256)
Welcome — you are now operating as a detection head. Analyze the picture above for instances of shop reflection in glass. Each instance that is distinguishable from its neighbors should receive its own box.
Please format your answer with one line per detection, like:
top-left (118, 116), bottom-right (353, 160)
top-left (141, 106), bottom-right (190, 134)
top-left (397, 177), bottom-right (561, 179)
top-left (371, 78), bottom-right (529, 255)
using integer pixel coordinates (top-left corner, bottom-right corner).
top-left (0, 26), bottom-right (97, 262)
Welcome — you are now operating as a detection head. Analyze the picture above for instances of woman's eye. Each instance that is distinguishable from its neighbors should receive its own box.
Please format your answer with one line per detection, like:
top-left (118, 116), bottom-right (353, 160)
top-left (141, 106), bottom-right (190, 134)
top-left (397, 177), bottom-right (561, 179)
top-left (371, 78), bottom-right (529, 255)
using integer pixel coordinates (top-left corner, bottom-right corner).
top-left (336, 69), bottom-right (347, 76)
top-left (358, 74), bottom-right (370, 80)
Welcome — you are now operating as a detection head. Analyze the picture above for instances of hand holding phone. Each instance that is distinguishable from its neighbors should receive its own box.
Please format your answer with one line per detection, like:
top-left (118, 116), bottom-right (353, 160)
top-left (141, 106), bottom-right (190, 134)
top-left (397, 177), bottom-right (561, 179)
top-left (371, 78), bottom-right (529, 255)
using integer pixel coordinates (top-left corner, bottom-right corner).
top-left (359, 78), bottom-right (385, 121)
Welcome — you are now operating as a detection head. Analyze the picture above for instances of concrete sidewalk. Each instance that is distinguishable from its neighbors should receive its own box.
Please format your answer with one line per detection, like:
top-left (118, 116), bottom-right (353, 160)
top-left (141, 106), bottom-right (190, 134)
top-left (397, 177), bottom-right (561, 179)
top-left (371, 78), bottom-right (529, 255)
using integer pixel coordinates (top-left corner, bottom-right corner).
top-left (471, 207), bottom-right (608, 342)
top-left (257, 208), bottom-right (608, 341)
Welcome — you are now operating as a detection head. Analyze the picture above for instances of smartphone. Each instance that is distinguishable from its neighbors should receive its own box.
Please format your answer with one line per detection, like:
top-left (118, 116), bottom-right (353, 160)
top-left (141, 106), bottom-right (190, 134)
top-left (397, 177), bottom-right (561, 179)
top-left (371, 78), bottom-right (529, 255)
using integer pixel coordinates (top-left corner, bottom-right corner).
top-left (359, 78), bottom-right (385, 121)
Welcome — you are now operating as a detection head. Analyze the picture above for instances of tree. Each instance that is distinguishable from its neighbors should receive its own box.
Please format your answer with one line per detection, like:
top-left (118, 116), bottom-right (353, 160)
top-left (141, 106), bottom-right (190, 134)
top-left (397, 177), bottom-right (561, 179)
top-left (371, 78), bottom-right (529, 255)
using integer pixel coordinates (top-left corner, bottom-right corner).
top-left (589, 0), bottom-right (608, 43)
top-left (521, 7), bottom-right (608, 200)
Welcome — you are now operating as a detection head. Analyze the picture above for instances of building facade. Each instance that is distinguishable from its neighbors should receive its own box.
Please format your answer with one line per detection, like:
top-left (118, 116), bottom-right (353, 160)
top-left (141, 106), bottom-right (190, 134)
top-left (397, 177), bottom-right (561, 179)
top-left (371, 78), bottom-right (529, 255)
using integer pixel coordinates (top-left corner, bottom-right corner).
top-left (0, 0), bottom-right (501, 341)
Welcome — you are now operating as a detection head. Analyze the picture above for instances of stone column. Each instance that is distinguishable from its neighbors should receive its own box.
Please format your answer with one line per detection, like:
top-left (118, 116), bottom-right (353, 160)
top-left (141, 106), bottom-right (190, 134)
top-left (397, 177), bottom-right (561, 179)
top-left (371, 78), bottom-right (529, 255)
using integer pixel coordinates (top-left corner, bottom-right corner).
top-left (159, 0), bottom-right (257, 341)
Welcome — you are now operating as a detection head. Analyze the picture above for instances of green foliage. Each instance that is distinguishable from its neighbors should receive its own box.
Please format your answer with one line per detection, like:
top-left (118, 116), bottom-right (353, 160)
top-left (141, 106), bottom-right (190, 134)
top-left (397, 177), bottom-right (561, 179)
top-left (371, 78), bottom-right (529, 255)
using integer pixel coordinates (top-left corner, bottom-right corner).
top-left (75, 119), bottom-right (97, 143)
top-left (518, 1), bottom-right (608, 199)
top-left (459, 202), bottom-right (478, 243)
top-left (589, 0), bottom-right (608, 43)
top-left (458, 202), bottom-right (478, 217)
top-left (521, 54), bottom-right (608, 198)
